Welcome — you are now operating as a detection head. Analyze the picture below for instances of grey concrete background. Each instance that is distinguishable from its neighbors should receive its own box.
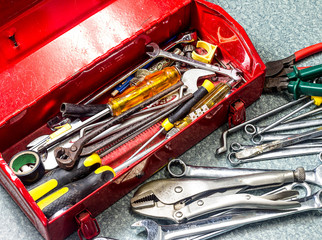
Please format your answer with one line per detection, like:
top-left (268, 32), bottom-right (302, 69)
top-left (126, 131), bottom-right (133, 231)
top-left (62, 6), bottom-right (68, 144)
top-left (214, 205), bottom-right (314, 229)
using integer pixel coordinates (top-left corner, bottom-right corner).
top-left (0, 0), bottom-right (321, 239)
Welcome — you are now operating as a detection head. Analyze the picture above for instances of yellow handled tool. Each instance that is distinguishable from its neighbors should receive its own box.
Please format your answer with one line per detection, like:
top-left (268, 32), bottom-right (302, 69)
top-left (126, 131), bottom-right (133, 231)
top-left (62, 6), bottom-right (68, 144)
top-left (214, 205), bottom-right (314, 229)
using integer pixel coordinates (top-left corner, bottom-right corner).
top-left (37, 166), bottom-right (115, 218)
top-left (61, 66), bottom-right (181, 117)
top-left (175, 79), bottom-right (238, 130)
top-left (27, 153), bottom-right (102, 201)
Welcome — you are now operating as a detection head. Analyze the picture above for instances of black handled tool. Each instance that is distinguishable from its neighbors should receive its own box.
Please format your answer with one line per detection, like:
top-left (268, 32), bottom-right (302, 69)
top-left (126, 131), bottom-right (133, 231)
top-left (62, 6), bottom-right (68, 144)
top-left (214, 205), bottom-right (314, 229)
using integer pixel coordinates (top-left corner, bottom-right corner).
top-left (127, 79), bottom-right (215, 160)
top-left (37, 166), bottom-right (115, 218)
top-left (54, 81), bottom-right (183, 170)
top-left (27, 153), bottom-right (102, 201)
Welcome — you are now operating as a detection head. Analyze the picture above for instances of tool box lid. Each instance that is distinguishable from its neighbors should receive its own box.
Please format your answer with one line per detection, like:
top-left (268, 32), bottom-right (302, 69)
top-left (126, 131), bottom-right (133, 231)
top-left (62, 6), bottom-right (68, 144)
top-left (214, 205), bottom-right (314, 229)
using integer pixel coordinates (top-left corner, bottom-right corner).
top-left (0, 0), bottom-right (191, 125)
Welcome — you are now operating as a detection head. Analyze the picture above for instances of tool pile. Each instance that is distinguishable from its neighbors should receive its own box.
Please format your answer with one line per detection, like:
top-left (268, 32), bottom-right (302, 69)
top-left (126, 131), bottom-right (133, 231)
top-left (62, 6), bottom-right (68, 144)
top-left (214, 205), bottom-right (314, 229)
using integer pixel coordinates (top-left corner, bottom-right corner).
top-left (7, 31), bottom-right (248, 220)
top-left (129, 44), bottom-right (322, 240)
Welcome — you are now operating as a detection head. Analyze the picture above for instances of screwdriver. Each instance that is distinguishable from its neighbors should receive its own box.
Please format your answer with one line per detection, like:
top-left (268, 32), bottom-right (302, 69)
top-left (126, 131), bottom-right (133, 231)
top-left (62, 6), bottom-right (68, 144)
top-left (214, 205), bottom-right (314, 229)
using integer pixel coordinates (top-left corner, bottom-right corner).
top-left (174, 78), bottom-right (240, 130)
top-left (37, 67), bottom-right (182, 154)
top-left (127, 79), bottom-right (215, 160)
top-left (61, 66), bottom-right (181, 118)
top-left (27, 153), bottom-right (103, 201)
top-left (37, 165), bottom-right (115, 218)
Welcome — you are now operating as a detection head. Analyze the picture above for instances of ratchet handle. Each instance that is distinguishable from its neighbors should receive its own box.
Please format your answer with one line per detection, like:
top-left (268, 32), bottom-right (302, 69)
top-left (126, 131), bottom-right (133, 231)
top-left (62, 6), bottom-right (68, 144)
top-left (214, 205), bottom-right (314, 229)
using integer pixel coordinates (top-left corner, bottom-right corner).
top-left (294, 42), bottom-right (322, 62)
top-left (38, 166), bottom-right (115, 218)
top-left (28, 154), bottom-right (101, 201)
top-left (60, 103), bottom-right (108, 118)
top-left (162, 80), bottom-right (215, 131)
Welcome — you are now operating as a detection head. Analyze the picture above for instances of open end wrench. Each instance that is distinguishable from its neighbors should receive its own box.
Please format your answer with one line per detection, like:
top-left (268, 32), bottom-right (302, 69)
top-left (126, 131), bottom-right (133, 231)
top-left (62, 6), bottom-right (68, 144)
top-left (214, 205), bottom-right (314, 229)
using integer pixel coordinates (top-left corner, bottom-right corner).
top-left (146, 42), bottom-right (243, 81)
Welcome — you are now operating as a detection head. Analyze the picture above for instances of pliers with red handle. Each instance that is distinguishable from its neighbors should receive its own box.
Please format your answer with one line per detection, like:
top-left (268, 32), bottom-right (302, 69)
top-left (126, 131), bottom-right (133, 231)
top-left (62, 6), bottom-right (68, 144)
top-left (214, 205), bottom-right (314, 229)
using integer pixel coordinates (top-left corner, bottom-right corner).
top-left (264, 42), bottom-right (322, 92)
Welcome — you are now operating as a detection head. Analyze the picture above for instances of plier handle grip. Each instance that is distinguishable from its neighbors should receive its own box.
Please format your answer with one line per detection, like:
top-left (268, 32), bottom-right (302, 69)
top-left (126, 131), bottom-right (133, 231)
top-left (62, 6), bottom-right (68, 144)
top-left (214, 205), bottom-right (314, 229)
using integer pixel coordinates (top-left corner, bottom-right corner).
top-left (264, 42), bottom-right (322, 92)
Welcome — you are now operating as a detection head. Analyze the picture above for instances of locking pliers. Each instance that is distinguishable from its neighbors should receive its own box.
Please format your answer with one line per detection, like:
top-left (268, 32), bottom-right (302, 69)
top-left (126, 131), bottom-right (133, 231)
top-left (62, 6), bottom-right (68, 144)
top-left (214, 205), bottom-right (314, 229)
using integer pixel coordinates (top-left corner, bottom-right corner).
top-left (131, 169), bottom-right (304, 223)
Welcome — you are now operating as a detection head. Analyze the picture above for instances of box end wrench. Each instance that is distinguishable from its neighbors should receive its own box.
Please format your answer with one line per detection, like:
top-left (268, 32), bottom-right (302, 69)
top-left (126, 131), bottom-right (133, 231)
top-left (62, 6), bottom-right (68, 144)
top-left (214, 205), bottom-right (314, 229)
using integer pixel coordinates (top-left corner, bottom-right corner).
top-left (146, 42), bottom-right (243, 81)
top-left (215, 96), bottom-right (308, 155)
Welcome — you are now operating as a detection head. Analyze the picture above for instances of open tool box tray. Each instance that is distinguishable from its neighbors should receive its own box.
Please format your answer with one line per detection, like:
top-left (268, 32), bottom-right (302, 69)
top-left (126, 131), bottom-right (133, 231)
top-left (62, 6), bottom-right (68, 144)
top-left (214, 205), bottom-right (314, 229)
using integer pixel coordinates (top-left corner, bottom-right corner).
top-left (0, 0), bottom-right (265, 239)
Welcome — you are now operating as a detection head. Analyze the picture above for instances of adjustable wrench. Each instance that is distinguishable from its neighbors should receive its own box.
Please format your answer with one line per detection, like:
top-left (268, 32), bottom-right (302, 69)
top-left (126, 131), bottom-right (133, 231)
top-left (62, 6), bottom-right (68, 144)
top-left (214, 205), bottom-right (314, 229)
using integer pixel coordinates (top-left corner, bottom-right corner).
top-left (146, 42), bottom-right (242, 81)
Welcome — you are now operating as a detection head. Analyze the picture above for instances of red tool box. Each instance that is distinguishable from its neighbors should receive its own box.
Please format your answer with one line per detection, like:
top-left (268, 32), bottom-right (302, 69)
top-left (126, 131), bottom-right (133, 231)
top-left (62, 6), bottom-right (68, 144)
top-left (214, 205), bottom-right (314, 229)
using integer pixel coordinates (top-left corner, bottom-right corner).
top-left (0, 0), bottom-right (265, 239)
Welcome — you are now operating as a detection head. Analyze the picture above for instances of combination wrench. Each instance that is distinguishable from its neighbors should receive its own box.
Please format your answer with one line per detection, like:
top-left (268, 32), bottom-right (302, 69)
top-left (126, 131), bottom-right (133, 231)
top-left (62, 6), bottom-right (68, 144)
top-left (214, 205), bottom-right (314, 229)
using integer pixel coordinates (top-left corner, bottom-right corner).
top-left (235, 126), bottom-right (322, 159)
top-left (251, 133), bottom-right (322, 144)
top-left (167, 158), bottom-right (322, 187)
top-left (228, 148), bottom-right (322, 166)
top-left (215, 96), bottom-right (308, 155)
top-left (146, 42), bottom-right (243, 81)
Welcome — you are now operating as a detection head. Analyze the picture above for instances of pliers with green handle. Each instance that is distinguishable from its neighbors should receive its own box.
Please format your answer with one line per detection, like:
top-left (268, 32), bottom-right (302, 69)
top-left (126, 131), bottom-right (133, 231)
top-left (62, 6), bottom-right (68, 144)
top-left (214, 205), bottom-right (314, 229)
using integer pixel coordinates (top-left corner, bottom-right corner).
top-left (264, 42), bottom-right (322, 92)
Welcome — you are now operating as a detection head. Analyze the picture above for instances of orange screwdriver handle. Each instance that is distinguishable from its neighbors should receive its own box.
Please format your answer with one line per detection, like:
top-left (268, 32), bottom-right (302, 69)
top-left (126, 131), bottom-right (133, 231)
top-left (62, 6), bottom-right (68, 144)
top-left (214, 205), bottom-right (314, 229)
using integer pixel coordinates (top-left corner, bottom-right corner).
top-left (109, 66), bottom-right (181, 116)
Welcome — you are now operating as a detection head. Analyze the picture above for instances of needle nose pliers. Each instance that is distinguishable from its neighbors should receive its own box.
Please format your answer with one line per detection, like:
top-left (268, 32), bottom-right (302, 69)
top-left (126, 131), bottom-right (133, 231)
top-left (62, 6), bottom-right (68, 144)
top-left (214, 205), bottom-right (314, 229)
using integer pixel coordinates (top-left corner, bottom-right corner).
top-left (264, 42), bottom-right (322, 93)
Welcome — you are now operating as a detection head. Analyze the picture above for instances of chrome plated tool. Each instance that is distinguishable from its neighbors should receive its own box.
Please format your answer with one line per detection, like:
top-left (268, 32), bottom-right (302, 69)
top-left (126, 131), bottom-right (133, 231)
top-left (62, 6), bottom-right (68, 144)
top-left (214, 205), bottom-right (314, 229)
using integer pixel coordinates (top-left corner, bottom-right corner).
top-left (146, 42), bottom-right (242, 81)
top-left (215, 97), bottom-right (308, 154)
top-left (131, 169), bottom-right (304, 223)
top-left (132, 190), bottom-right (321, 240)
top-left (167, 158), bottom-right (322, 187)
top-left (235, 126), bottom-right (322, 159)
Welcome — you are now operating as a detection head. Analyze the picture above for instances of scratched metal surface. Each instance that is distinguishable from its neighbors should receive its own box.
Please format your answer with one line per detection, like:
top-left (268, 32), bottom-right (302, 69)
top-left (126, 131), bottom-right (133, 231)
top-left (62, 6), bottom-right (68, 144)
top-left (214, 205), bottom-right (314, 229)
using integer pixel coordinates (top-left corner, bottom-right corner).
top-left (0, 0), bottom-right (321, 239)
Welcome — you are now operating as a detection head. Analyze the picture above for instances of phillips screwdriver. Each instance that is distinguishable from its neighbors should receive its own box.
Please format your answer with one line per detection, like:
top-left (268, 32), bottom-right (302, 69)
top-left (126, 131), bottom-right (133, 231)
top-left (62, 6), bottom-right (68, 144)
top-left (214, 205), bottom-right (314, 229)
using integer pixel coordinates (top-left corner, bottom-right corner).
top-left (127, 80), bottom-right (215, 160)
top-left (174, 78), bottom-right (240, 130)
top-left (61, 66), bottom-right (181, 118)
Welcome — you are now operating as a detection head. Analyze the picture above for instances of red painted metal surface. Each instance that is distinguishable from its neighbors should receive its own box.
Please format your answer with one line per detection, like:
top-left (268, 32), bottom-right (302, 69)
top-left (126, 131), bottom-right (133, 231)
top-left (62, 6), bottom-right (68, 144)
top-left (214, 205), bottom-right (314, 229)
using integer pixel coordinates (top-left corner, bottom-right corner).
top-left (0, 0), bottom-right (265, 239)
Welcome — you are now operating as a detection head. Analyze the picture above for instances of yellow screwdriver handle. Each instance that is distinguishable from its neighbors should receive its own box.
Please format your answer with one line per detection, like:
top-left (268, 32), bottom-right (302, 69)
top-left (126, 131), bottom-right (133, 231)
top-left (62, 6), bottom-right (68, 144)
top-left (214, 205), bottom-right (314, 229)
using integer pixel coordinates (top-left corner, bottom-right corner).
top-left (28, 153), bottom-right (102, 201)
top-left (109, 66), bottom-right (181, 116)
top-left (175, 81), bottom-right (231, 130)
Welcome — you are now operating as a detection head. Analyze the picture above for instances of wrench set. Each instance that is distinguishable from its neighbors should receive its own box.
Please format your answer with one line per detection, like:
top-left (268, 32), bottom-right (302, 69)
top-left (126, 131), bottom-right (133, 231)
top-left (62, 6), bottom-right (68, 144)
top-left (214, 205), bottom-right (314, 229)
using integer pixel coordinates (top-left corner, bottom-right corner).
top-left (129, 51), bottom-right (322, 239)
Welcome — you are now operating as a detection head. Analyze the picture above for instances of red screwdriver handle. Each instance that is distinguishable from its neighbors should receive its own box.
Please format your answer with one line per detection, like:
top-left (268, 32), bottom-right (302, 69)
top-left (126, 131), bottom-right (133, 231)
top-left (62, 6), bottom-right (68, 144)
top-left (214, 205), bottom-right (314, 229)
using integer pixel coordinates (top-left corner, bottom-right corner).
top-left (295, 42), bottom-right (322, 62)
